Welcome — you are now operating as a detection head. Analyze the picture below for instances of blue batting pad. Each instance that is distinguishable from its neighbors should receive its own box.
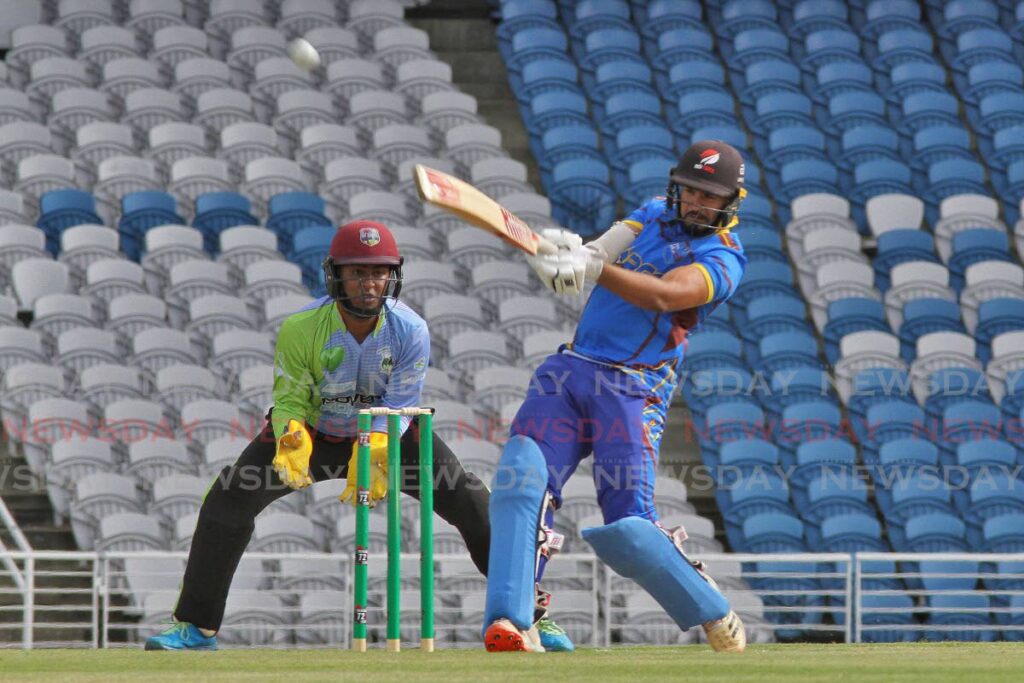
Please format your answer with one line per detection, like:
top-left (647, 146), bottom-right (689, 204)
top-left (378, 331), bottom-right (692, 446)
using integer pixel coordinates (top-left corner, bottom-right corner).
top-left (484, 435), bottom-right (549, 632)
top-left (582, 516), bottom-right (729, 630)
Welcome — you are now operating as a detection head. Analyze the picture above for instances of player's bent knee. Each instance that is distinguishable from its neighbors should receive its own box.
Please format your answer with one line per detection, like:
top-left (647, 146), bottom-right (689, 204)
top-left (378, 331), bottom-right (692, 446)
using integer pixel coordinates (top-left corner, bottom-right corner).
top-left (582, 516), bottom-right (728, 630)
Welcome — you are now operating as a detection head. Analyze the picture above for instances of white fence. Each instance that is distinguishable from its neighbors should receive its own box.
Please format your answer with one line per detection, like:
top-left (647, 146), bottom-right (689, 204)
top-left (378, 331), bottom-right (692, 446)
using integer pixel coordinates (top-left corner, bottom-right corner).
top-left (0, 550), bottom-right (1021, 648)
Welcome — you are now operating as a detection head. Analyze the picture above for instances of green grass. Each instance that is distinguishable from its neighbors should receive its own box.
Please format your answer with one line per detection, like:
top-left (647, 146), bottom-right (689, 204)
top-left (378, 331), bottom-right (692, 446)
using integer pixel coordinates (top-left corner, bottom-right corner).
top-left (1, 643), bottom-right (1022, 683)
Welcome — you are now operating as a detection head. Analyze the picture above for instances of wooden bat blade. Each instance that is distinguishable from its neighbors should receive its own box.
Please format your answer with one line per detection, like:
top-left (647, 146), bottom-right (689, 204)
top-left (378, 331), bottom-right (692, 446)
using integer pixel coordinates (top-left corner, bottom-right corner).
top-left (414, 164), bottom-right (555, 256)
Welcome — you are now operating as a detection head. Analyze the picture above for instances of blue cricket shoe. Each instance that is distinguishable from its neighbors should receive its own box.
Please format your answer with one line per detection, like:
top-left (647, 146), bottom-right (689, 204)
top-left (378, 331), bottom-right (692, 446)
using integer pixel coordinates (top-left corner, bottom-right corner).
top-left (536, 616), bottom-right (575, 652)
top-left (145, 622), bottom-right (218, 651)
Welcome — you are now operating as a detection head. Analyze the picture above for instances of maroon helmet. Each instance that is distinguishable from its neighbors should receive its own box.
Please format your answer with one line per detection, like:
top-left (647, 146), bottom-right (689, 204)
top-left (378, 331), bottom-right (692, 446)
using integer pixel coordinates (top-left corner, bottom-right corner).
top-left (321, 220), bottom-right (403, 317)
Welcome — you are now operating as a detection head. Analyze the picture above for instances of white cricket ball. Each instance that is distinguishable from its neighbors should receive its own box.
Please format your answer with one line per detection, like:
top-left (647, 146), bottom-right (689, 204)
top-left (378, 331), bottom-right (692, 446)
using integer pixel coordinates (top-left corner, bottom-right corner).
top-left (287, 38), bottom-right (321, 71)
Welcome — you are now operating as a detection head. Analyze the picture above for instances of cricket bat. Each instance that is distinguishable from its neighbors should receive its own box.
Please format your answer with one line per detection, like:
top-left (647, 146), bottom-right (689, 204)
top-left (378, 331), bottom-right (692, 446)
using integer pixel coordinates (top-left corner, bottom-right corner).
top-left (414, 164), bottom-right (557, 256)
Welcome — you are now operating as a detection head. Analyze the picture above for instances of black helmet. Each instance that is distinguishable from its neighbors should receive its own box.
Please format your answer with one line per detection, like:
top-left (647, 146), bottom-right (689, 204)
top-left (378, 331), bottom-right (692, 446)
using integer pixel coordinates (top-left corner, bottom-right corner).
top-left (665, 140), bottom-right (747, 237)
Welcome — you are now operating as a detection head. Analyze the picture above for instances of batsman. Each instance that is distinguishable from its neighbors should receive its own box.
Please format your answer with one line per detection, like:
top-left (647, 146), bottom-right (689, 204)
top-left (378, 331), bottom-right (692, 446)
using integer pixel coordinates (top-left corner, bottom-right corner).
top-left (146, 220), bottom-right (573, 651)
top-left (484, 141), bottom-right (749, 653)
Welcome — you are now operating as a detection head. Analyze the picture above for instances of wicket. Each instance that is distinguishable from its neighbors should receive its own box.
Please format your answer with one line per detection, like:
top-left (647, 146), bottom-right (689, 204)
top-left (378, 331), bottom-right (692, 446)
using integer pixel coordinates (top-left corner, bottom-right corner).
top-left (352, 407), bottom-right (435, 653)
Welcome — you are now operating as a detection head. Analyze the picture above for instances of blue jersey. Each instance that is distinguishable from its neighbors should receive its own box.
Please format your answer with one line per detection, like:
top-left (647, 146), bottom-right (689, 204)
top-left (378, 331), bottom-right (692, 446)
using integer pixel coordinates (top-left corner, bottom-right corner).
top-left (571, 198), bottom-right (747, 371)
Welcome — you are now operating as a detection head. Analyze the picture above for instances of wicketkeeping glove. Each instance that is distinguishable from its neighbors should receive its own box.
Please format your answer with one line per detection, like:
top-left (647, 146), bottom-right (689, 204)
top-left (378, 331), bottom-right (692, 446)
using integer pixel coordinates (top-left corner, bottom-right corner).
top-left (339, 432), bottom-right (389, 507)
top-left (273, 419), bottom-right (314, 489)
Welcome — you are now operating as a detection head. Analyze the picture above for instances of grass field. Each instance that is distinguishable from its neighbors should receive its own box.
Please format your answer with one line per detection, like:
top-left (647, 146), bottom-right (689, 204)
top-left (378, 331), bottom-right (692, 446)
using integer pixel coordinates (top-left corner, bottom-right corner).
top-left (1, 643), bottom-right (1022, 683)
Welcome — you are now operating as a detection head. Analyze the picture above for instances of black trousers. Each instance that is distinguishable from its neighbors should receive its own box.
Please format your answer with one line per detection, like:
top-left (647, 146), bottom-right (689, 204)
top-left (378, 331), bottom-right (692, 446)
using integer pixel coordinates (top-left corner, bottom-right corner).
top-left (174, 410), bottom-right (491, 631)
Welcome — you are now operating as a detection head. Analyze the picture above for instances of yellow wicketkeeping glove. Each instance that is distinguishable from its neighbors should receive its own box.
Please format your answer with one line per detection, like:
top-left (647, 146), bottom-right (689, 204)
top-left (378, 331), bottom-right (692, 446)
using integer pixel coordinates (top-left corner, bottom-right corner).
top-left (272, 419), bottom-right (313, 489)
top-left (340, 432), bottom-right (389, 507)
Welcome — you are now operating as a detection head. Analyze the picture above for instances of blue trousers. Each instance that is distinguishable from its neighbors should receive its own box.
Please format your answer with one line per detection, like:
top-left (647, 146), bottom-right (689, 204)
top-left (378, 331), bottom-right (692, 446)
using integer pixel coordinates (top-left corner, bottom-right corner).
top-left (510, 351), bottom-right (672, 525)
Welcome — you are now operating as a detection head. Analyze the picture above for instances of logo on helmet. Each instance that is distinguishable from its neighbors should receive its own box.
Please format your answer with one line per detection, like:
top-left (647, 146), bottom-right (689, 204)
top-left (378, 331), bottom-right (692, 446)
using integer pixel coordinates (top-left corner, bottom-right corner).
top-left (693, 148), bottom-right (720, 174)
top-left (359, 227), bottom-right (381, 247)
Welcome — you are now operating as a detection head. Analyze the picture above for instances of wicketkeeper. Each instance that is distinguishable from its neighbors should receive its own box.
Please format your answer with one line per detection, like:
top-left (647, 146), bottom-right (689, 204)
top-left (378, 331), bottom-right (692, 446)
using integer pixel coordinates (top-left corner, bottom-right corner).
top-left (146, 220), bottom-right (573, 651)
top-left (484, 141), bottom-right (750, 653)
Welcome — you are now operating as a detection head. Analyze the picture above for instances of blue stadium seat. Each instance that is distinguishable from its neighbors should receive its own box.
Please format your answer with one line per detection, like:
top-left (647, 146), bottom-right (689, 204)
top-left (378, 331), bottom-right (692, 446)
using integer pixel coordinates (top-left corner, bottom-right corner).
top-left (823, 91), bottom-right (888, 135)
top-left (963, 62), bottom-right (1023, 106)
top-left (596, 90), bottom-right (664, 136)
top-left (924, 158), bottom-right (988, 206)
top-left (917, 559), bottom-right (979, 592)
top-left (884, 61), bottom-right (947, 103)
top-left (650, 28), bottom-right (716, 74)
top-left (622, 155), bottom-right (675, 207)
top-left (496, 1), bottom-right (560, 60)
top-left (990, 125), bottom-right (1024, 171)
top-left (716, 0), bottom-right (778, 38)
top-left (673, 89), bottom-right (738, 137)
top-left (266, 192), bottom-right (332, 257)
top-left (777, 400), bottom-right (843, 463)
top-left (538, 125), bottom-right (602, 180)
top-left (733, 228), bottom-right (785, 263)
top-left (515, 59), bottom-right (580, 104)
top-left (738, 60), bottom-right (802, 104)
top-left (680, 366), bottom-right (753, 418)
top-left (739, 512), bottom-right (805, 552)
top-left (911, 125), bottom-right (973, 171)
top-left (291, 225), bottom-right (336, 292)
top-left (949, 229), bottom-right (1011, 290)
top-left (847, 368), bottom-right (914, 421)
top-left (898, 298), bottom-right (965, 361)
top-left (701, 301), bottom-right (734, 334)
top-left (763, 125), bottom-right (827, 170)
top-left (527, 91), bottom-right (591, 136)
top-left (975, 92), bottom-right (1024, 135)
top-left (922, 367), bottom-right (992, 421)
top-left (505, 28), bottom-right (569, 74)
top-left (744, 294), bottom-right (813, 357)
top-left (578, 28), bottom-right (645, 76)
top-left (887, 481), bottom-right (957, 541)
top-left (688, 124), bottom-right (750, 155)
top-left (606, 124), bottom-right (672, 180)
top-left (963, 471), bottom-right (1024, 528)
top-left (871, 29), bottom-right (934, 71)
top-left (941, 400), bottom-right (1004, 461)
top-left (899, 91), bottom-right (961, 135)
top-left (752, 91), bottom-right (814, 135)
top-left (571, 0), bottom-right (634, 39)
top-left (717, 438), bottom-right (779, 484)
top-left (686, 331), bottom-right (745, 372)
top-left (727, 28), bottom-right (791, 70)
top-left (876, 437), bottom-right (940, 473)
top-left (798, 29), bottom-right (862, 73)
top-left (192, 192), bottom-right (258, 254)
top-left (770, 367), bottom-right (835, 411)
top-left (982, 513), bottom-right (1024, 552)
top-left (730, 261), bottom-right (796, 320)
top-left (837, 124), bottom-right (901, 171)
top-left (117, 191), bottom-right (184, 262)
top-left (904, 512), bottom-right (969, 552)
top-left (734, 189), bottom-right (775, 229)
top-left (777, 159), bottom-right (840, 202)
top-left (549, 158), bottom-right (616, 235)
top-left (956, 440), bottom-right (1018, 490)
top-left (37, 189), bottom-right (104, 256)
top-left (823, 298), bottom-right (889, 363)
top-left (951, 28), bottom-right (1014, 73)
top-left (640, 0), bottom-right (704, 41)
top-left (703, 400), bottom-right (768, 466)
top-left (849, 159), bottom-right (913, 205)
top-left (790, 438), bottom-right (857, 497)
top-left (660, 59), bottom-right (726, 100)
top-left (873, 229), bottom-right (938, 291)
top-left (588, 60), bottom-right (656, 102)
top-left (788, 0), bottom-right (849, 38)
top-left (925, 594), bottom-right (996, 642)
top-left (861, 401), bottom-right (925, 460)
top-left (977, 299), bottom-right (1024, 364)
top-left (812, 60), bottom-right (874, 105)
top-left (939, 0), bottom-right (1000, 39)
top-left (757, 330), bottom-right (821, 374)
top-left (817, 511), bottom-right (884, 551)
top-left (860, 0), bottom-right (920, 39)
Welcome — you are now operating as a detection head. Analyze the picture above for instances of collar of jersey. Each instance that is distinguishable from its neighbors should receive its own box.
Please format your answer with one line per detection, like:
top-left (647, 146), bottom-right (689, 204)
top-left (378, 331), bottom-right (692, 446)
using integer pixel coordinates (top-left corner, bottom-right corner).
top-left (333, 303), bottom-right (387, 338)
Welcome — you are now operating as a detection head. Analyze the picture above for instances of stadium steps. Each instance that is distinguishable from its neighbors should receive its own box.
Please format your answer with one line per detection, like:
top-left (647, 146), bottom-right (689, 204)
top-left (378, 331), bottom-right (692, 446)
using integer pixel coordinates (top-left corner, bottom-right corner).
top-left (0, 448), bottom-right (77, 551)
top-left (407, 0), bottom-right (543, 191)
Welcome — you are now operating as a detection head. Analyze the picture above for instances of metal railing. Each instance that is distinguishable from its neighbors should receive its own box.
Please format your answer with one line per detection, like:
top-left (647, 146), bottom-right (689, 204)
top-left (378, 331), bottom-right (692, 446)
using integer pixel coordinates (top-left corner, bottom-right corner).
top-left (0, 550), bottom-right (1022, 648)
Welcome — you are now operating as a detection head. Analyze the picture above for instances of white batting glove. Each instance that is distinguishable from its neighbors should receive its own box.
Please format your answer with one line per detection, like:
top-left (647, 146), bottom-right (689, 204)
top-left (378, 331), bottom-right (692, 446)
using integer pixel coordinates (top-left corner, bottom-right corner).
top-left (526, 229), bottom-right (603, 296)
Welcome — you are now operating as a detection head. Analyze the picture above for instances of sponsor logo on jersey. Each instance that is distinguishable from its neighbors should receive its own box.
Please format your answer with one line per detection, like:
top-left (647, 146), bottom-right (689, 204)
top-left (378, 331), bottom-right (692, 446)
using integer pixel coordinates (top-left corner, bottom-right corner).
top-left (321, 394), bottom-right (381, 406)
top-left (320, 345), bottom-right (345, 372)
top-left (378, 347), bottom-right (394, 373)
top-left (693, 148), bottom-right (719, 174)
top-left (359, 227), bottom-right (380, 247)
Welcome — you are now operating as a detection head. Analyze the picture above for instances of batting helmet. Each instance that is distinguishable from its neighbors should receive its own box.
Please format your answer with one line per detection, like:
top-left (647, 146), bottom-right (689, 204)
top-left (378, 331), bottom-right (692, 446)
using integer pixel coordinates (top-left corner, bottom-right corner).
top-left (665, 140), bottom-right (747, 237)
